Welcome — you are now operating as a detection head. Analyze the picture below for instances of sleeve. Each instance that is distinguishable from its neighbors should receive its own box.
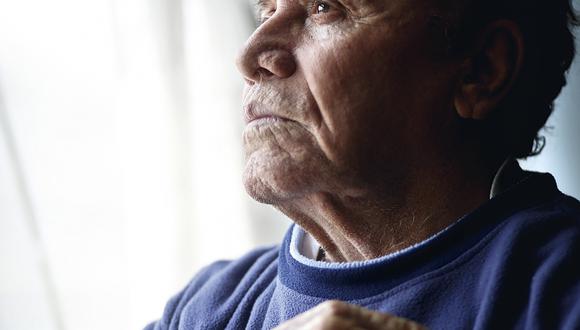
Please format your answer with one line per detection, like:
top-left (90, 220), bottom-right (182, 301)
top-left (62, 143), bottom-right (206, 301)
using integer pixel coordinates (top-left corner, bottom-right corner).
top-left (142, 244), bottom-right (279, 330)
top-left (143, 260), bottom-right (231, 330)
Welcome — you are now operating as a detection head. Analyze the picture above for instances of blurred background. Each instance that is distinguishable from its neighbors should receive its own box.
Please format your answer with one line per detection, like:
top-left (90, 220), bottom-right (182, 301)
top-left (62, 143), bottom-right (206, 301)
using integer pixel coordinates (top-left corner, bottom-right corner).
top-left (0, 0), bottom-right (578, 329)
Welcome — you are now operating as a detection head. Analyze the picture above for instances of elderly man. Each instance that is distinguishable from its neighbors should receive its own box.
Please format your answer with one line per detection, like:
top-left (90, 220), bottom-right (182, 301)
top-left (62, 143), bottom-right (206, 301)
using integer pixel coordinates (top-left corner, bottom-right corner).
top-left (147, 0), bottom-right (579, 329)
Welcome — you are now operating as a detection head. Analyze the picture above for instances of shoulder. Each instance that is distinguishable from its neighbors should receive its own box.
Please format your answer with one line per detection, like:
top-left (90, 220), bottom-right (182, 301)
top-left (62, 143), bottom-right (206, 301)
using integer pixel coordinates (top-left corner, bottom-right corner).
top-left (479, 191), bottom-right (580, 328)
top-left (146, 245), bottom-right (279, 330)
top-left (483, 182), bottom-right (580, 266)
top-left (484, 170), bottom-right (580, 252)
top-left (497, 191), bottom-right (580, 250)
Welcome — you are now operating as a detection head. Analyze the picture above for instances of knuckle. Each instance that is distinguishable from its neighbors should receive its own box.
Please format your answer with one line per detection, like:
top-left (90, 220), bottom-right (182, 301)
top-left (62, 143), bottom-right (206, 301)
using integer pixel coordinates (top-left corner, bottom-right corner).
top-left (385, 315), bottom-right (426, 330)
top-left (321, 300), bottom-right (347, 315)
top-left (317, 316), bottom-right (343, 330)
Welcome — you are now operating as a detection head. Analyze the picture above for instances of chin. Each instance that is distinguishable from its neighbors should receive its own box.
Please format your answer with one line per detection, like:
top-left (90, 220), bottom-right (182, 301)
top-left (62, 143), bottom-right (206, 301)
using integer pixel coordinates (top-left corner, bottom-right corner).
top-left (242, 156), bottom-right (314, 205)
top-left (243, 178), bottom-right (288, 205)
top-left (241, 121), bottom-right (336, 204)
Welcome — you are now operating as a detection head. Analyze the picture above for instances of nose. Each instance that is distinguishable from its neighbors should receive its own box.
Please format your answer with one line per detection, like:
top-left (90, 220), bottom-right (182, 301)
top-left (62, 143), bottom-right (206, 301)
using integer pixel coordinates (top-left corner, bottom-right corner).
top-left (235, 17), bottom-right (297, 84)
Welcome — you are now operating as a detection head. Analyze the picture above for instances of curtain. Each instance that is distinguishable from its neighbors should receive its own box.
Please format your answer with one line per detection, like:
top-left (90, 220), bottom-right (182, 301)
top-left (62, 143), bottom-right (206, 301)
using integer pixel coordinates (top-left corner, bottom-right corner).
top-left (0, 0), bottom-right (288, 329)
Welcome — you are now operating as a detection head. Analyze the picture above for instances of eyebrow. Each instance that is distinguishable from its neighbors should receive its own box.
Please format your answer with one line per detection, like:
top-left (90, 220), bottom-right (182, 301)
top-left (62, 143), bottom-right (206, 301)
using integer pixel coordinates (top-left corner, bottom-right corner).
top-left (254, 0), bottom-right (274, 12)
top-left (253, 0), bottom-right (273, 22)
top-left (255, 0), bottom-right (271, 7)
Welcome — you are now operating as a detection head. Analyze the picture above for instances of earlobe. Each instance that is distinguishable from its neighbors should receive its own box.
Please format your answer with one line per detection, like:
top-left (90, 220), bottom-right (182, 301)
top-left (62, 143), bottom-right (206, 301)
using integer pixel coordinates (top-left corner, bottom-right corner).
top-left (453, 20), bottom-right (525, 120)
top-left (454, 84), bottom-right (478, 119)
top-left (455, 62), bottom-right (490, 120)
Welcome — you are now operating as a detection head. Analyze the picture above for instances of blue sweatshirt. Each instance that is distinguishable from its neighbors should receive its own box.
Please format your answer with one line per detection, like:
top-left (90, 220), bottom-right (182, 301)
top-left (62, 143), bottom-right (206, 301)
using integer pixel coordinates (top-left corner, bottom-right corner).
top-left (146, 173), bottom-right (580, 329)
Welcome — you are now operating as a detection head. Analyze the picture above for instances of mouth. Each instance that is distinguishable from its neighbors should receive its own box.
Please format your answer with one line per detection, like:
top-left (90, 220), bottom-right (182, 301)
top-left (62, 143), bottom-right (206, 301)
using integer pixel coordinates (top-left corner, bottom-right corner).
top-left (247, 115), bottom-right (285, 125)
top-left (243, 103), bottom-right (293, 125)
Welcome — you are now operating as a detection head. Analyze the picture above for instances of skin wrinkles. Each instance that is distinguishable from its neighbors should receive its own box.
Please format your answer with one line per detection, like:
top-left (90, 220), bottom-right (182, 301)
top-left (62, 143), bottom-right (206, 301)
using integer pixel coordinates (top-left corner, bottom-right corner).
top-left (255, 0), bottom-right (391, 22)
top-left (237, 0), bottom-right (497, 263)
top-left (242, 54), bottom-right (362, 203)
top-left (297, 10), bottom-right (424, 176)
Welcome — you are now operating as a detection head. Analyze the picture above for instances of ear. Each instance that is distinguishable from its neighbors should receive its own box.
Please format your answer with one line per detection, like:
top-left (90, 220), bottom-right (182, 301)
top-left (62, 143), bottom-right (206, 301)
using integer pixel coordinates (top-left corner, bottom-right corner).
top-left (454, 20), bottom-right (525, 120)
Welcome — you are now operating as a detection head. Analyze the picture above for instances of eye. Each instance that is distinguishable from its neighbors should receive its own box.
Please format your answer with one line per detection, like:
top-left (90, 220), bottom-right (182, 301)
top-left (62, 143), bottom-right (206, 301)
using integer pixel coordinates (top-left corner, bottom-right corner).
top-left (315, 2), bottom-right (331, 14)
top-left (309, 1), bottom-right (344, 23)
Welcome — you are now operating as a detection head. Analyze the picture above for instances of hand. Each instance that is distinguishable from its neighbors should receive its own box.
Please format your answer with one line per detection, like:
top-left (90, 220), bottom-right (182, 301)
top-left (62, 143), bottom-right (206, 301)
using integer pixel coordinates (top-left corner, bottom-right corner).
top-left (273, 300), bottom-right (426, 330)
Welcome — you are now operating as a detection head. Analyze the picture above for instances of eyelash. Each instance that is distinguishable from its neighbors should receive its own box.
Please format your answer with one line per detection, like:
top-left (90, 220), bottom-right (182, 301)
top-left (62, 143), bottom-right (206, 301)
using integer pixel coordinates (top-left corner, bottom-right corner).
top-left (259, 1), bottom-right (336, 25)
top-left (311, 1), bottom-right (332, 15)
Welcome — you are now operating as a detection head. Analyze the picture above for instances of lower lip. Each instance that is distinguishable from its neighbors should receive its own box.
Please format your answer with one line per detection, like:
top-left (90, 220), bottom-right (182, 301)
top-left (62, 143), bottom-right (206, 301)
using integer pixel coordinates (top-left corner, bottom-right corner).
top-left (246, 116), bottom-right (286, 126)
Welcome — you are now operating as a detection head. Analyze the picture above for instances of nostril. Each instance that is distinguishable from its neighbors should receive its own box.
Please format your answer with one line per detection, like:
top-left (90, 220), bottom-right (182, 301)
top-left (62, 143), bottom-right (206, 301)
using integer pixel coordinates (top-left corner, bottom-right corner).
top-left (256, 67), bottom-right (275, 79)
top-left (257, 50), bottom-right (296, 79)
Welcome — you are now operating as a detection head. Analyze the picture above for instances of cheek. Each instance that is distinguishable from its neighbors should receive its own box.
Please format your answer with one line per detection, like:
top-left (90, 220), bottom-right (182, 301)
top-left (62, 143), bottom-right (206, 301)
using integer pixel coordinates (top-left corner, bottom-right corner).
top-left (297, 34), bottom-right (405, 161)
top-left (297, 23), bottom-right (455, 176)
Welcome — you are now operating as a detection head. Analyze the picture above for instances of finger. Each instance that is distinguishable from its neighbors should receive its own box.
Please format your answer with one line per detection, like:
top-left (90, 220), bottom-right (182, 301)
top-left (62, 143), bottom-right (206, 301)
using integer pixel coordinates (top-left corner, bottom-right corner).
top-left (335, 304), bottom-right (427, 330)
top-left (272, 300), bottom-right (355, 329)
top-left (303, 314), bottom-right (366, 330)
top-left (273, 301), bottom-right (426, 330)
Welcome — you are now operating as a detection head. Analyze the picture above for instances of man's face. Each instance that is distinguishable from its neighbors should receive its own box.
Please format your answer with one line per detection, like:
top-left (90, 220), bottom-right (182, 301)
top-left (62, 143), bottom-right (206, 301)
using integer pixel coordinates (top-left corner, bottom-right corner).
top-left (237, 0), bottom-right (460, 204)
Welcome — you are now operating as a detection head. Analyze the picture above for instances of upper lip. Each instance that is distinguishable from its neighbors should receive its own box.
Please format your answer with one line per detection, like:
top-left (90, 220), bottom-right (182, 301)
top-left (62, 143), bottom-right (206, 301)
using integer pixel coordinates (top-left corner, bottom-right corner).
top-left (243, 102), bottom-right (290, 124)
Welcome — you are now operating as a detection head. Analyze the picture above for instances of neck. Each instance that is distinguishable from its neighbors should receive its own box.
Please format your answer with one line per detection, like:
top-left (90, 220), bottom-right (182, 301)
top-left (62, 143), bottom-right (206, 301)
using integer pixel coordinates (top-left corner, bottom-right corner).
top-left (276, 155), bottom-right (496, 262)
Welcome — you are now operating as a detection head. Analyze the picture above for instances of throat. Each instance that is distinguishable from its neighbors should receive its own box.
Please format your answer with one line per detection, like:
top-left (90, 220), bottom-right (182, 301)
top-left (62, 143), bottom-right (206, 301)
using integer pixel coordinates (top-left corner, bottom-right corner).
top-left (279, 172), bottom-right (491, 263)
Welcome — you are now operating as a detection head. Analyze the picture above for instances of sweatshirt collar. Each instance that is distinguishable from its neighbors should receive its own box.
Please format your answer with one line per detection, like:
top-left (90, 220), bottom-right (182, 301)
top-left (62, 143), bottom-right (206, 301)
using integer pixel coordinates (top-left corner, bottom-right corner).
top-left (279, 168), bottom-right (558, 299)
